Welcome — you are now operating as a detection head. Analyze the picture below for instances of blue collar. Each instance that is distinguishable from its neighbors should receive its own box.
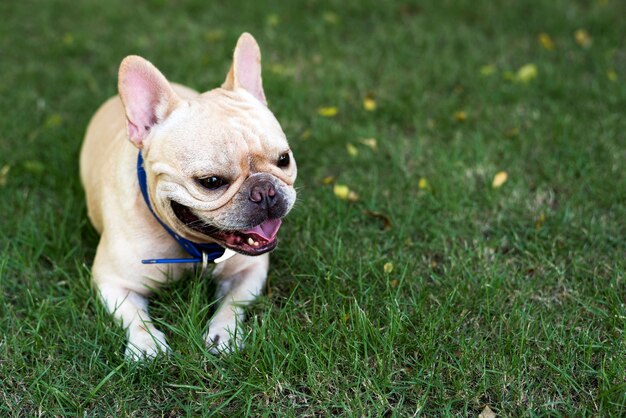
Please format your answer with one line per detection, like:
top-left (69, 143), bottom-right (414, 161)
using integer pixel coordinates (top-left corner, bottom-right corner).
top-left (137, 152), bottom-right (225, 264)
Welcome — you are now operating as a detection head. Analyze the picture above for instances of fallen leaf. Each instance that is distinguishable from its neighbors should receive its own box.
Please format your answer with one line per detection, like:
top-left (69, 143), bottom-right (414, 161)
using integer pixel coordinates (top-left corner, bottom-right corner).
top-left (503, 70), bottom-right (516, 81)
top-left (322, 176), bottom-right (336, 185)
top-left (607, 70), bottom-right (618, 82)
top-left (62, 33), bottom-right (74, 46)
top-left (23, 160), bottom-right (45, 174)
top-left (300, 129), bottom-right (312, 140)
top-left (535, 213), bottom-right (546, 230)
top-left (318, 106), bottom-right (338, 117)
top-left (384, 262), bottom-right (394, 274)
top-left (390, 279), bottom-right (399, 288)
top-left (363, 97), bottom-right (377, 111)
top-left (323, 12), bottom-right (339, 24)
top-left (453, 111), bottom-right (467, 122)
top-left (334, 184), bottom-right (358, 201)
top-left (45, 114), bottom-right (63, 128)
top-left (268, 63), bottom-right (294, 76)
top-left (515, 64), bottom-right (538, 83)
top-left (204, 29), bottom-right (225, 42)
top-left (418, 177), bottom-right (429, 190)
top-left (575, 29), bottom-right (592, 48)
top-left (0, 164), bottom-right (10, 187)
top-left (363, 210), bottom-right (392, 230)
top-left (359, 138), bottom-right (377, 150)
top-left (346, 143), bottom-right (359, 157)
top-left (538, 33), bottom-right (555, 50)
top-left (492, 171), bottom-right (508, 188)
top-left (266, 14), bottom-right (280, 27)
top-left (480, 65), bottom-right (496, 76)
top-left (478, 405), bottom-right (496, 418)
top-left (505, 127), bottom-right (520, 138)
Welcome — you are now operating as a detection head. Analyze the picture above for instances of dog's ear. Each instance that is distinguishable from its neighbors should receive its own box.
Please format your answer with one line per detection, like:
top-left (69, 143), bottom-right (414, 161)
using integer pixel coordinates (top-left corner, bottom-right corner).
top-left (118, 56), bottom-right (180, 148)
top-left (222, 33), bottom-right (267, 105)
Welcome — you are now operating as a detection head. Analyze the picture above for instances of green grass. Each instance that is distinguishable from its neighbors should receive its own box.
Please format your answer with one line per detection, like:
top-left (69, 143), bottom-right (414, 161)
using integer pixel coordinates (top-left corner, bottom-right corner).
top-left (1, 0), bottom-right (625, 415)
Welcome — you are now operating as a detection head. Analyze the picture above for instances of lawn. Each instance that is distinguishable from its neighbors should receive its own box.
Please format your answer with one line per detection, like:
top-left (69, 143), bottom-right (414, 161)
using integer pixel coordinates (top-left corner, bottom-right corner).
top-left (1, 0), bottom-right (625, 415)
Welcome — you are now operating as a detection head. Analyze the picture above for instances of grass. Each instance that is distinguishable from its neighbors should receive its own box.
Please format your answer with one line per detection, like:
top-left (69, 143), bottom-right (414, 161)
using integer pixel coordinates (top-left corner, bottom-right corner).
top-left (1, 0), bottom-right (625, 415)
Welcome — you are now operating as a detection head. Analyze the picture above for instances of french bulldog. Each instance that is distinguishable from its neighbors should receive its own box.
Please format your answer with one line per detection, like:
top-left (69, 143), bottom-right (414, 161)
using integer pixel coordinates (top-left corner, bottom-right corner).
top-left (80, 33), bottom-right (297, 360)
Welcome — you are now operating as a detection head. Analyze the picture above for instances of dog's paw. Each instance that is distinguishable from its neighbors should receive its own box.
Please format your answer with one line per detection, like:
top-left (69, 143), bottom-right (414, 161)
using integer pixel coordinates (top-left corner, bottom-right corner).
top-left (125, 327), bottom-right (170, 361)
top-left (205, 319), bottom-right (243, 354)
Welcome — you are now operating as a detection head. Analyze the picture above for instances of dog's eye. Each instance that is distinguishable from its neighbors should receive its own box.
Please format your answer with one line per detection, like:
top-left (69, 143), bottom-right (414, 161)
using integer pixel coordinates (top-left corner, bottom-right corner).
top-left (277, 153), bottom-right (290, 168)
top-left (197, 176), bottom-right (226, 190)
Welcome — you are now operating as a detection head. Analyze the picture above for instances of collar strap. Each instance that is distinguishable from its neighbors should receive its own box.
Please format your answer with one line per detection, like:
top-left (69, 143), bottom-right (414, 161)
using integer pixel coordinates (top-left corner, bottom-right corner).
top-left (137, 152), bottom-right (226, 264)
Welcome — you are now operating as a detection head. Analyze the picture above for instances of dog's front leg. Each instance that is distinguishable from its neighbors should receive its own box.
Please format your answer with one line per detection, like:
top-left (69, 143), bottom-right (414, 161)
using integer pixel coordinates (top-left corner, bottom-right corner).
top-left (92, 239), bottom-right (172, 361)
top-left (205, 253), bottom-right (269, 353)
top-left (96, 281), bottom-right (170, 360)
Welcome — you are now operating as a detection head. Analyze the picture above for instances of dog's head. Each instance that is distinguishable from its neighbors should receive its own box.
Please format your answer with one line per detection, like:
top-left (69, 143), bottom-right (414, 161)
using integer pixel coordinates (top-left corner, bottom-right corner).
top-left (118, 33), bottom-right (297, 256)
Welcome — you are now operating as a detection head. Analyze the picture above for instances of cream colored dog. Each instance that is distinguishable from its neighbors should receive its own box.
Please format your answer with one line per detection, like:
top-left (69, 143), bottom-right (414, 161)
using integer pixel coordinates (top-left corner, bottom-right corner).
top-left (80, 33), bottom-right (297, 360)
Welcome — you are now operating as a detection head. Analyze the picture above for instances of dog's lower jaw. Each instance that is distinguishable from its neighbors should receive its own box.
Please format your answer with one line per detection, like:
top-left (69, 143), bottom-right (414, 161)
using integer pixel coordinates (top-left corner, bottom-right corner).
top-left (170, 200), bottom-right (281, 256)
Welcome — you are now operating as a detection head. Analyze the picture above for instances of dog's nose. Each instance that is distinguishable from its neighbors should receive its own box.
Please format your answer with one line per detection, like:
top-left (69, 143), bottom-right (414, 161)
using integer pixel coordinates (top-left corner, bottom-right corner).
top-left (249, 181), bottom-right (277, 209)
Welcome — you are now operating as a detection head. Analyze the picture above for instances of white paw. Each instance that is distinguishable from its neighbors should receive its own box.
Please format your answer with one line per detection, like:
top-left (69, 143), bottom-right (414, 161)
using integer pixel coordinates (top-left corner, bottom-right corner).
top-left (125, 327), bottom-right (170, 361)
top-left (205, 318), bottom-right (243, 354)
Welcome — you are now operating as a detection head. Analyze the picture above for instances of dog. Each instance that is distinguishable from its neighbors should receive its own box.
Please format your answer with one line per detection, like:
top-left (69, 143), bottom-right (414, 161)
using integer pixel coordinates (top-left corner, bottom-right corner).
top-left (80, 33), bottom-right (297, 360)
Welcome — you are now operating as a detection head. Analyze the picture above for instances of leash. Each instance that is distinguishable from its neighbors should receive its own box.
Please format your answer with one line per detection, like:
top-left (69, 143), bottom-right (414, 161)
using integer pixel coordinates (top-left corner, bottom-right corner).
top-left (137, 152), bottom-right (232, 265)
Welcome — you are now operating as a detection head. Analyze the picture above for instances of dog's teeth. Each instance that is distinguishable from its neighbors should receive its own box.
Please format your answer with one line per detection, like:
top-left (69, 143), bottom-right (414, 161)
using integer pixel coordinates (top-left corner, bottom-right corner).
top-left (247, 237), bottom-right (254, 245)
top-left (253, 241), bottom-right (259, 247)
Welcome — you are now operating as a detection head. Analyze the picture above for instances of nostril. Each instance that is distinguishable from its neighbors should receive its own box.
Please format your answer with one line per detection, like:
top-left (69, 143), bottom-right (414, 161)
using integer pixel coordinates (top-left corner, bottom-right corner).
top-left (250, 186), bottom-right (263, 203)
top-left (267, 185), bottom-right (276, 198)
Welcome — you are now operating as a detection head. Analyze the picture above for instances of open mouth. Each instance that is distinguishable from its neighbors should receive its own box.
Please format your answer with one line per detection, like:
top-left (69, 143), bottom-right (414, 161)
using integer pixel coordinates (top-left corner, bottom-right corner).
top-left (170, 201), bottom-right (282, 256)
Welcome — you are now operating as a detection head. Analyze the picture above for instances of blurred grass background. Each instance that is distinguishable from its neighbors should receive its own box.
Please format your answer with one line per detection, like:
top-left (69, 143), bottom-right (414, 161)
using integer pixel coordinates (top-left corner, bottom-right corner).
top-left (0, 0), bottom-right (625, 415)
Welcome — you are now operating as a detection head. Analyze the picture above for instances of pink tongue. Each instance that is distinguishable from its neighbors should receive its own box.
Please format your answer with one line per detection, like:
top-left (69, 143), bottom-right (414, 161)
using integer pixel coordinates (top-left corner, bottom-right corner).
top-left (242, 219), bottom-right (282, 241)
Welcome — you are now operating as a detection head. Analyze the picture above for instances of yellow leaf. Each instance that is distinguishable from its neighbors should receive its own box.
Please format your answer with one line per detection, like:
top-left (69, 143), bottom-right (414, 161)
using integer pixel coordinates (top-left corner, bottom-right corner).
top-left (0, 164), bottom-right (10, 187)
top-left (607, 70), bottom-right (618, 82)
top-left (359, 138), bottom-right (377, 150)
top-left (363, 97), bottom-right (377, 111)
top-left (323, 12), bottom-right (339, 24)
top-left (538, 33), bottom-right (555, 50)
top-left (204, 30), bottom-right (225, 42)
top-left (480, 65), bottom-right (496, 76)
top-left (505, 127), bottom-right (520, 138)
top-left (300, 129), bottom-right (312, 140)
top-left (384, 262), bottom-right (394, 274)
top-left (334, 184), bottom-right (358, 201)
top-left (346, 143), bottom-right (359, 157)
top-left (390, 279), bottom-right (399, 288)
top-left (575, 29), bottom-right (592, 48)
top-left (535, 213), bottom-right (546, 230)
top-left (23, 160), bottom-right (45, 174)
top-left (45, 114), bottom-right (63, 128)
top-left (318, 106), bottom-right (338, 117)
top-left (418, 177), bottom-right (429, 190)
top-left (62, 33), bottom-right (74, 46)
top-left (334, 184), bottom-right (349, 199)
top-left (322, 176), bottom-right (336, 185)
top-left (268, 63), bottom-right (294, 76)
top-left (453, 111), bottom-right (467, 122)
top-left (492, 171), bottom-right (508, 188)
top-left (503, 71), bottom-right (516, 81)
top-left (515, 64), bottom-right (538, 83)
top-left (266, 14), bottom-right (280, 27)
